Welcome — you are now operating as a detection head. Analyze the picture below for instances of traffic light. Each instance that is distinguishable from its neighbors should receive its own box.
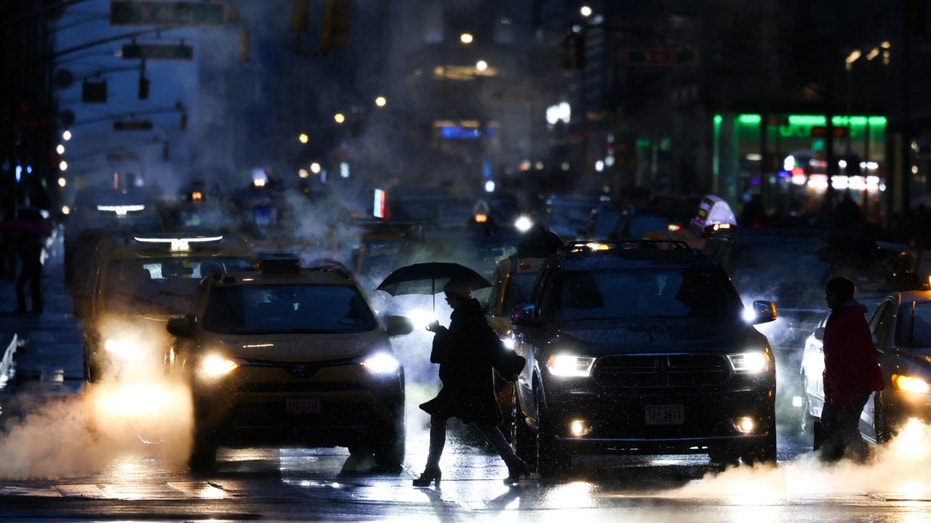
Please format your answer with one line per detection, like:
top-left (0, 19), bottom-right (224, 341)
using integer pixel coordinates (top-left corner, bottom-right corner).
top-left (239, 30), bottom-right (251, 62)
top-left (291, 0), bottom-right (309, 32)
top-left (321, 0), bottom-right (351, 53)
top-left (138, 76), bottom-right (150, 100)
top-left (180, 113), bottom-right (188, 131)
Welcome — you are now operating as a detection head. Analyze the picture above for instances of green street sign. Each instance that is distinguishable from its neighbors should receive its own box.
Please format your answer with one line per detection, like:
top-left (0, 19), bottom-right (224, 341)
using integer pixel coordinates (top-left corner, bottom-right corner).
top-left (122, 43), bottom-right (194, 60)
top-left (111, 1), bottom-right (226, 26)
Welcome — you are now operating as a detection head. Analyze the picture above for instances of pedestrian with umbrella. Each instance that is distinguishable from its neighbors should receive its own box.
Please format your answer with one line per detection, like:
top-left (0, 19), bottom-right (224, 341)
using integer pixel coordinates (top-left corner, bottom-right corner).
top-left (377, 264), bottom-right (529, 487)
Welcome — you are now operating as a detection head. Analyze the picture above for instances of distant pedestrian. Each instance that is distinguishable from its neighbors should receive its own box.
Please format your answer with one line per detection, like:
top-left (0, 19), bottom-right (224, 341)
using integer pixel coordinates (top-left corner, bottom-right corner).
top-left (413, 278), bottom-right (529, 487)
top-left (4, 209), bottom-right (51, 315)
top-left (820, 276), bottom-right (885, 462)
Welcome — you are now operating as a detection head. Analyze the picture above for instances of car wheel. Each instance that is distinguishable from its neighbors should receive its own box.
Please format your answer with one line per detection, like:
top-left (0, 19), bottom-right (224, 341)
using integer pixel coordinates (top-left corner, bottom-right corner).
top-left (372, 422), bottom-right (405, 473)
top-left (533, 385), bottom-right (569, 478)
top-left (873, 392), bottom-right (895, 444)
top-left (189, 428), bottom-right (217, 472)
top-left (511, 393), bottom-right (536, 471)
top-left (742, 434), bottom-right (777, 465)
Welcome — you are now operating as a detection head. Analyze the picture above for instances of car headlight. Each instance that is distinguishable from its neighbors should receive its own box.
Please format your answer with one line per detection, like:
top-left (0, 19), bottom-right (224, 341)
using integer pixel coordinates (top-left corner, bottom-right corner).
top-left (892, 373), bottom-right (931, 394)
top-left (198, 353), bottom-right (239, 378)
top-left (547, 354), bottom-right (596, 377)
top-left (362, 352), bottom-right (401, 375)
top-left (727, 351), bottom-right (771, 374)
top-left (104, 337), bottom-right (145, 361)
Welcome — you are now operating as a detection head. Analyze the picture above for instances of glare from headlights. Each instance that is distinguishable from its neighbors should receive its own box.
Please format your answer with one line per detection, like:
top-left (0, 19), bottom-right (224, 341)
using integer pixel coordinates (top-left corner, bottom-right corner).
top-left (362, 353), bottom-right (401, 374)
top-left (741, 306), bottom-right (757, 323)
top-left (514, 215), bottom-right (534, 232)
top-left (892, 374), bottom-right (931, 393)
top-left (727, 351), bottom-right (770, 374)
top-left (199, 354), bottom-right (239, 378)
top-left (547, 354), bottom-right (596, 377)
top-left (104, 337), bottom-right (145, 361)
top-left (96, 383), bottom-right (171, 416)
top-left (406, 307), bottom-right (438, 330)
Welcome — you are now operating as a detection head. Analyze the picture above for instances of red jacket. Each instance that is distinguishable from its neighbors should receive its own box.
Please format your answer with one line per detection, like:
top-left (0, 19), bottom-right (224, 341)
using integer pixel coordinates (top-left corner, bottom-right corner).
top-left (822, 300), bottom-right (885, 410)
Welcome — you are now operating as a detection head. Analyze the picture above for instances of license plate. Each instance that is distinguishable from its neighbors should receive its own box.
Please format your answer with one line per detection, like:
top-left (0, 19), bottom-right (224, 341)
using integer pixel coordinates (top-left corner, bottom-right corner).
top-left (286, 397), bottom-right (321, 415)
top-left (645, 404), bottom-right (684, 425)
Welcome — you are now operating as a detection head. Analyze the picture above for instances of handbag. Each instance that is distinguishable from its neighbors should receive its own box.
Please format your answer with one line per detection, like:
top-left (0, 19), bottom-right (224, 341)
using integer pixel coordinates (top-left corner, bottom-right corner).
top-left (493, 343), bottom-right (526, 381)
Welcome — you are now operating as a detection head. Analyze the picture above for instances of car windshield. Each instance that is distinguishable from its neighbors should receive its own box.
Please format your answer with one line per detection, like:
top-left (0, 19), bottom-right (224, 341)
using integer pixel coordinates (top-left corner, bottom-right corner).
top-left (202, 284), bottom-right (378, 335)
top-left (552, 267), bottom-right (742, 321)
top-left (104, 257), bottom-right (253, 314)
top-left (896, 301), bottom-right (931, 349)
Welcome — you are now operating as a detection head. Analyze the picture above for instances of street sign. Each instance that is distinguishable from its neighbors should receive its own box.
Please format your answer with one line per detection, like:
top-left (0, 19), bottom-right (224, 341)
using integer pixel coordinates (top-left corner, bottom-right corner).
top-left (110, 1), bottom-right (227, 26)
top-left (113, 120), bottom-right (154, 131)
top-left (810, 126), bottom-right (849, 138)
top-left (625, 48), bottom-right (698, 67)
top-left (122, 43), bottom-right (194, 60)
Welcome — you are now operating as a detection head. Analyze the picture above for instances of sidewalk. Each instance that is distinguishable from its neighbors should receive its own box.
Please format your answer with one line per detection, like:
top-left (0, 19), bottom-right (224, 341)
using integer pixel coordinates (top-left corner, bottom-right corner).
top-left (0, 226), bottom-right (84, 398)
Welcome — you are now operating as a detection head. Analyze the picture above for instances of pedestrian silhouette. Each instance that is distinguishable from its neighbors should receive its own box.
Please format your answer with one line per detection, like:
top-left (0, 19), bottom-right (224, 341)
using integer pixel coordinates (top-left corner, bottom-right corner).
top-left (413, 278), bottom-right (529, 487)
top-left (819, 276), bottom-right (884, 462)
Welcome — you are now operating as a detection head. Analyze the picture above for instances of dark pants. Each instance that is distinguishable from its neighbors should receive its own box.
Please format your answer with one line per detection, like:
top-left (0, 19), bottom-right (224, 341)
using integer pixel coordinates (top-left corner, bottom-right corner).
top-left (820, 389), bottom-right (871, 463)
top-left (424, 414), bottom-right (519, 471)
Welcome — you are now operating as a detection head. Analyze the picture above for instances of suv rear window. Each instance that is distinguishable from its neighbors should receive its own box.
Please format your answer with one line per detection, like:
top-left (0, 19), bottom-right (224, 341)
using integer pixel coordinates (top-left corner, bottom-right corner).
top-left (553, 267), bottom-right (742, 321)
top-left (202, 284), bottom-right (378, 335)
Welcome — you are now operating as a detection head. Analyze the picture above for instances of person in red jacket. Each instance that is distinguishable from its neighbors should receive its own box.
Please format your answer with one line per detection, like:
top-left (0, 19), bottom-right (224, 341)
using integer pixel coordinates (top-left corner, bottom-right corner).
top-left (820, 276), bottom-right (885, 463)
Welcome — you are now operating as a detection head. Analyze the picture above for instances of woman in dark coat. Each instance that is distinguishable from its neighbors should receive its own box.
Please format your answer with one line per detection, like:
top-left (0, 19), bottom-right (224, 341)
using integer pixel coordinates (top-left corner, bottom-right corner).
top-left (820, 276), bottom-right (885, 462)
top-left (413, 278), bottom-right (529, 487)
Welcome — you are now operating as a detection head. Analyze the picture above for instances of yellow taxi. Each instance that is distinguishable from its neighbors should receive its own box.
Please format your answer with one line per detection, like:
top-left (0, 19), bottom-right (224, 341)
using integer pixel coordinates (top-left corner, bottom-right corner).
top-left (78, 232), bottom-right (256, 383)
top-left (165, 258), bottom-right (413, 471)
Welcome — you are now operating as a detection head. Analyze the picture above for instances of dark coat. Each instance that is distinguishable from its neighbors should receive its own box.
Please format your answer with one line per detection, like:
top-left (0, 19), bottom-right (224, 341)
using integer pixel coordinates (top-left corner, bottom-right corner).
top-left (419, 298), bottom-right (503, 426)
top-left (822, 299), bottom-right (885, 410)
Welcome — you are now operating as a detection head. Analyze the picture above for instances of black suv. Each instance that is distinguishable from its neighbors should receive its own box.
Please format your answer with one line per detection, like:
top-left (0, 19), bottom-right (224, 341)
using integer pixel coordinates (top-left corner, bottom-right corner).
top-left (509, 240), bottom-right (778, 475)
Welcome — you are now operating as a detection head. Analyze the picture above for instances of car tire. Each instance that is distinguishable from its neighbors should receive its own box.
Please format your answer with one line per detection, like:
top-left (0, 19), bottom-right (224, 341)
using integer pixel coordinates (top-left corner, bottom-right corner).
top-left (372, 422), bottom-right (405, 473)
top-left (189, 429), bottom-right (217, 472)
top-left (742, 434), bottom-right (777, 465)
top-left (511, 395), bottom-right (536, 471)
top-left (873, 392), bottom-right (894, 444)
top-left (533, 385), bottom-right (570, 478)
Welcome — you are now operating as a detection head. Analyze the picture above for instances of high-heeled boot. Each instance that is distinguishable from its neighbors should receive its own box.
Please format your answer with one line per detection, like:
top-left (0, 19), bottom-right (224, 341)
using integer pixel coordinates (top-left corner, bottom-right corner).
top-left (504, 458), bottom-right (530, 485)
top-left (412, 466), bottom-right (441, 487)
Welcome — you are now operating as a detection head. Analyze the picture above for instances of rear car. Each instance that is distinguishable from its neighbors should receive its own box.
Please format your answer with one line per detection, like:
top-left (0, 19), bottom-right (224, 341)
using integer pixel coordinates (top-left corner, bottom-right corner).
top-left (165, 258), bottom-right (413, 471)
top-left (482, 254), bottom-right (547, 433)
top-left (509, 240), bottom-right (778, 475)
top-left (78, 232), bottom-right (256, 383)
top-left (801, 290), bottom-right (931, 446)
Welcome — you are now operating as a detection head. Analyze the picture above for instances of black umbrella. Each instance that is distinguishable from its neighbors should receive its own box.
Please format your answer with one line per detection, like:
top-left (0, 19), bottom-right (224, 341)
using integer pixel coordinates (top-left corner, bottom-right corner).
top-left (377, 262), bottom-right (491, 309)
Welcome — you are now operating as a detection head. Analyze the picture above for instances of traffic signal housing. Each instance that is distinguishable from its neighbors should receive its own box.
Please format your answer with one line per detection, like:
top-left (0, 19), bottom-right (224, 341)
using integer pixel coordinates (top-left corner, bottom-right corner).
top-left (138, 76), bottom-right (150, 100)
top-left (321, 0), bottom-right (351, 52)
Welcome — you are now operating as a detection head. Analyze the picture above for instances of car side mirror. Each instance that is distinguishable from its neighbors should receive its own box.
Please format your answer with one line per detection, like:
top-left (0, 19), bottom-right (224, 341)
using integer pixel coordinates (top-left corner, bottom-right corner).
top-left (815, 326), bottom-right (825, 341)
top-left (510, 303), bottom-right (540, 327)
top-left (167, 316), bottom-right (196, 337)
top-left (751, 300), bottom-right (777, 324)
top-left (384, 315), bottom-right (414, 336)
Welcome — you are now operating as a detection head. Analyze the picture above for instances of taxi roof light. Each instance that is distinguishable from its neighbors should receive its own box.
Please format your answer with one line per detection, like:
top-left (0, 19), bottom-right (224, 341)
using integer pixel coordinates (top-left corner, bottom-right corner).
top-left (133, 235), bottom-right (224, 252)
top-left (97, 204), bottom-right (145, 216)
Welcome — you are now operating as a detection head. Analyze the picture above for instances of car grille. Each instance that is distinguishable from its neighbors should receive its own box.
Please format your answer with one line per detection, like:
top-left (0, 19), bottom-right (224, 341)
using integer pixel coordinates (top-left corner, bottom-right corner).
top-left (592, 354), bottom-right (730, 388)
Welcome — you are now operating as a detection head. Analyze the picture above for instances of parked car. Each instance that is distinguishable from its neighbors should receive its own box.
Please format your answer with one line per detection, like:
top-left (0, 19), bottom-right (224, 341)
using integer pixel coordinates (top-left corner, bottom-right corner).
top-left (703, 228), bottom-right (920, 427)
top-left (78, 232), bottom-right (257, 383)
top-left (508, 239), bottom-right (778, 476)
top-left (165, 257), bottom-right (413, 471)
top-left (482, 254), bottom-right (547, 435)
top-left (800, 290), bottom-right (931, 446)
